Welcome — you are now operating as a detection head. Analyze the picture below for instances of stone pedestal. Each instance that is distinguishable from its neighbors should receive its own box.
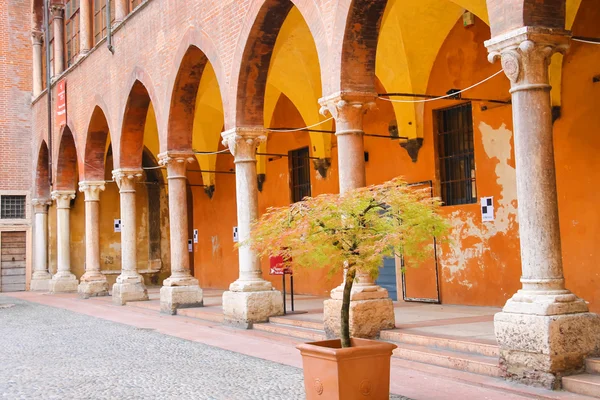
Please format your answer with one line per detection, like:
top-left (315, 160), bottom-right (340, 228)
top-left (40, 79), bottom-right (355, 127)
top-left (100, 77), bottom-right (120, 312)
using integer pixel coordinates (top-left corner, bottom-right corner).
top-left (49, 191), bottom-right (78, 294)
top-left (78, 181), bottom-right (109, 298)
top-left (112, 169), bottom-right (148, 305)
top-left (158, 152), bottom-right (203, 314)
top-left (221, 128), bottom-right (284, 326)
top-left (319, 92), bottom-right (396, 338)
top-left (486, 27), bottom-right (600, 388)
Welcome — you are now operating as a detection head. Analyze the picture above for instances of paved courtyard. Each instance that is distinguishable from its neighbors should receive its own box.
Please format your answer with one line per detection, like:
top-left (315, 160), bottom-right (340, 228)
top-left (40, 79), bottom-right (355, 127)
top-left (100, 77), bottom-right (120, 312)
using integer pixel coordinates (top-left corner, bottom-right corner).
top-left (0, 295), bottom-right (409, 399)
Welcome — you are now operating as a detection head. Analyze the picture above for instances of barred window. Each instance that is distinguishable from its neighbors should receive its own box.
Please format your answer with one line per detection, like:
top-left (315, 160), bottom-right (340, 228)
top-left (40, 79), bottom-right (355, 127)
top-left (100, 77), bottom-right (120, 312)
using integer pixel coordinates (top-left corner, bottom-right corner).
top-left (289, 147), bottom-right (311, 203)
top-left (94, 0), bottom-right (115, 45)
top-left (1, 196), bottom-right (27, 219)
top-left (436, 103), bottom-right (477, 206)
top-left (65, 0), bottom-right (81, 67)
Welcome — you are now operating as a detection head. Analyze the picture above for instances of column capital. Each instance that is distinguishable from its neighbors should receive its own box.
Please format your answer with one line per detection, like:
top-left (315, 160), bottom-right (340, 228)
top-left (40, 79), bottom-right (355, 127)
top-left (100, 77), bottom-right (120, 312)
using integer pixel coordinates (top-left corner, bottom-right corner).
top-left (50, 3), bottom-right (65, 19)
top-left (51, 190), bottom-right (76, 209)
top-left (159, 151), bottom-right (195, 179)
top-left (112, 169), bottom-right (143, 192)
top-left (31, 30), bottom-right (44, 45)
top-left (32, 198), bottom-right (52, 214)
top-left (221, 127), bottom-right (266, 163)
top-left (79, 181), bottom-right (106, 201)
top-left (486, 27), bottom-right (569, 93)
top-left (318, 91), bottom-right (376, 135)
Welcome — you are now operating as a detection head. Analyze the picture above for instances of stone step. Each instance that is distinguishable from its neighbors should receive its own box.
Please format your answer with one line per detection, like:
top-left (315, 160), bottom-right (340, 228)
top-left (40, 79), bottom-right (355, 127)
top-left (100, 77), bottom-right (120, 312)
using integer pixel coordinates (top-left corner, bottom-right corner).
top-left (392, 342), bottom-right (501, 377)
top-left (563, 374), bottom-right (600, 398)
top-left (253, 322), bottom-right (326, 342)
top-left (381, 329), bottom-right (499, 358)
top-left (177, 307), bottom-right (224, 323)
top-left (587, 358), bottom-right (600, 375)
top-left (268, 316), bottom-right (324, 331)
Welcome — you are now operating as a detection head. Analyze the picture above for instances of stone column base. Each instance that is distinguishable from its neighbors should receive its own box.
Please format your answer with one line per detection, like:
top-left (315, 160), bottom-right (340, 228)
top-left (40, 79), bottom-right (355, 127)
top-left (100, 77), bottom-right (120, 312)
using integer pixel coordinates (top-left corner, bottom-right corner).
top-left (48, 274), bottom-right (79, 293)
top-left (112, 281), bottom-right (148, 305)
top-left (160, 285), bottom-right (203, 315)
top-left (324, 298), bottom-right (395, 339)
top-left (30, 276), bottom-right (52, 291)
top-left (78, 280), bottom-right (109, 299)
top-left (222, 290), bottom-right (284, 328)
top-left (495, 311), bottom-right (600, 389)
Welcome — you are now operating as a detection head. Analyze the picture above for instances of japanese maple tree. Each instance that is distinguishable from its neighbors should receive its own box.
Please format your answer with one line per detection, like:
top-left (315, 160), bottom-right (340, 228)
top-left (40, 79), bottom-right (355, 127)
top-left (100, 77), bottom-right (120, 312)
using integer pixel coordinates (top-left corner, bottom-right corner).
top-left (247, 177), bottom-right (448, 347)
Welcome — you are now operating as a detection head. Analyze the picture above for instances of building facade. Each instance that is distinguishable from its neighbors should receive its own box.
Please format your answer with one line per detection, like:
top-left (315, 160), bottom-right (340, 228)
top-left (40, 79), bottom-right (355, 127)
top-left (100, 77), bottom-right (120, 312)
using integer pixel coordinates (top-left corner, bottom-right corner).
top-left (17, 0), bottom-right (600, 389)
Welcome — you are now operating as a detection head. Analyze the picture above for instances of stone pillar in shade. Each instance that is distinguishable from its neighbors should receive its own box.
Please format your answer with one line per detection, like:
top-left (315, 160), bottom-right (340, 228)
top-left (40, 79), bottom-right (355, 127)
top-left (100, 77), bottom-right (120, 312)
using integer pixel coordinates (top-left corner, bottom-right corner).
top-left (115, 0), bottom-right (128, 22)
top-left (51, 4), bottom-right (65, 76)
top-left (318, 92), bottom-right (396, 339)
top-left (48, 191), bottom-right (79, 293)
top-left (79, 0), bottom-right (93, 56)
top-left (158, 152), bottom-right (203, 314)
top-left (31, 31), bottom-right (44, 97)
top-left (77, 181), bottom-right (109, 298)
top-left (486, 27), bottom-right (600, 389)
top-left (220, 127), bottom-right (283, 328)
top-left (111, 169), bottom-right (148, 305)
top-left (30, 198), bottom-right (52, 291)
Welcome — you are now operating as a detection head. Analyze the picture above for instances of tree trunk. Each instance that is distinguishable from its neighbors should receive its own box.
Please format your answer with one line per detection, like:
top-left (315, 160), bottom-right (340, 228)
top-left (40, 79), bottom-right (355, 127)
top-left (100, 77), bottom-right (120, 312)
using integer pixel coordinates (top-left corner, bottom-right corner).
top-left (341, 266), bottom-right (356, 348)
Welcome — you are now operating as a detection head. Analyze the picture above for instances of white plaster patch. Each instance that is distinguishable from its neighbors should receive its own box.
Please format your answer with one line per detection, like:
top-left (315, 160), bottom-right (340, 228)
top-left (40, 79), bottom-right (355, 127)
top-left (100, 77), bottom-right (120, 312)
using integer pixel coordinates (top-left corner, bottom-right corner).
top-left (211, 235), bottom-right (220, 256)
top-left (440, 122), bottom-right (518, 287)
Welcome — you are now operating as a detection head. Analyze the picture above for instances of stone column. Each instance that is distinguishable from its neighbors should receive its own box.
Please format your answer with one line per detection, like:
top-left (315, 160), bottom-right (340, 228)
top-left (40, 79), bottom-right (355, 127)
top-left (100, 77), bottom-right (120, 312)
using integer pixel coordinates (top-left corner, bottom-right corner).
top-left (220, 127), bottom-right (283, 327)
top-left (31, 31), bottom-right (44, 97)
top-left (486, 27), bottom-right (600, 389)
top-left (111, 169), bottom-right (148, 305)
top-left (79, 0), bottom-right (92, 56)
top-left (115, 0), bottom-right (128, 23)
top-left (77, 181), bottom-right (109, 298)
top-left (51, 4), bottom-right (65, 76)
top-left (30, 198), bottom-right (52, 291)
top-left (158, 152), bottom-right (203, 314)
top-left (319, 92), bottom-right (395, 339)
top-left (48, 191), bottom-right (79, 293)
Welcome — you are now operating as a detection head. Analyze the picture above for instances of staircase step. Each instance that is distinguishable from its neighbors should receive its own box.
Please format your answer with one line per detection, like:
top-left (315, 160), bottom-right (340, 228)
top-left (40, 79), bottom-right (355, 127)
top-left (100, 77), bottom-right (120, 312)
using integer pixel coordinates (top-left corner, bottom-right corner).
top-left (381, 330), bottom-right (499, 357)
top-left (253, 322), bottom-right (326, 342)
top-left (587, 358), bottom-right (600, 374)
top-left (268, 316), bottom-right (323, 331)
top-left (177, 307), bottom-right (224, 323)
top-left (563, 374), bottom-right (600, 398)
top-left (391, 342), bottom-right (500, 377)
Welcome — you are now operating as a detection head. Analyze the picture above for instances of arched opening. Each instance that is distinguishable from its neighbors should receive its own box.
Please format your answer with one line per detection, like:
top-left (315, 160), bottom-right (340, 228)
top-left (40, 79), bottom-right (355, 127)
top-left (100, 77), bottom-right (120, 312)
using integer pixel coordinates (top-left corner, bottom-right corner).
top-left (34, 141), bottom-right (51, 200)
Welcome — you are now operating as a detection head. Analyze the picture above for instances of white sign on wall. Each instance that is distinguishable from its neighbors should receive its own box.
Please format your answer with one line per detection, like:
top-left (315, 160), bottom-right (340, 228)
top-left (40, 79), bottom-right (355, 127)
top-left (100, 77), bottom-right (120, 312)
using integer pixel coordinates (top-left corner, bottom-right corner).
top-left (233, 226), bottom-right (239, 243)
top-left (114, 219), bottom-right (122, 233)
top-left (193, 229), bottom-right (199, 244)
top-left (481, 197), bottom-right (494, 222)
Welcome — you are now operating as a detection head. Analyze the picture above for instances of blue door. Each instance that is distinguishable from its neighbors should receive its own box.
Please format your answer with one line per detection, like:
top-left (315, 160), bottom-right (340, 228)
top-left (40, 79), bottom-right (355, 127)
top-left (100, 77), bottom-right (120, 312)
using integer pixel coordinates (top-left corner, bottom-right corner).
top-left (376, 256), bottom-right (397, 301)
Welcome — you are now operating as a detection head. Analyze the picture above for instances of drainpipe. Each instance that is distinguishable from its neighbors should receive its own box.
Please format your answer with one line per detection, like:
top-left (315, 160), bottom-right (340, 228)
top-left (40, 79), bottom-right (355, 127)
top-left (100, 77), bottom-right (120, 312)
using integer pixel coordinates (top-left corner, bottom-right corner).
top-left (107, 0), bottom-right (114, 54)
top-left (43, 0), bottom-right (53, 189)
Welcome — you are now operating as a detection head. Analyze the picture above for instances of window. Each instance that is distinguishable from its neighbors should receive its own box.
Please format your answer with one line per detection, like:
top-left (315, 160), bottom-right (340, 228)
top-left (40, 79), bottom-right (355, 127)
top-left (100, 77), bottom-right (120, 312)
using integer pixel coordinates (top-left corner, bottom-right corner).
top-left (436, 103), bottom-right (477, 206)
top-left (65, 0), bottom-right (81, 66)
top-left (289, 147), bottom-right (311, 203)
top-left (1, 196), bottom-right (26, 219)
top-left (94, 0), bottom-right (115, 45)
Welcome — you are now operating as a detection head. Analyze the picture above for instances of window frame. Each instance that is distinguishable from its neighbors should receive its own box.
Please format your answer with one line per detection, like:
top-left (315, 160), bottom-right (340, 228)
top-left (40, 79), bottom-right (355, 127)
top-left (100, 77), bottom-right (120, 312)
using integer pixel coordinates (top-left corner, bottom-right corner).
top-left (93, 0), bottom-right (115, 45)
top-left (0, 192), bottom-right (30, 225)
top-left (288, 147), bottom-right (312, 204)
top-left (65, 0), bottom-right (81, 67)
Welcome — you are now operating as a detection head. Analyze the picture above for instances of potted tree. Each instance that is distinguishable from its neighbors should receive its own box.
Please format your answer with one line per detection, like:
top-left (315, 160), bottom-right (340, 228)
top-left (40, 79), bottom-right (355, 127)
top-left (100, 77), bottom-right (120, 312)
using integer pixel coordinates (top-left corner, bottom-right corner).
top-left (248, 177), bottom-right (448, 399)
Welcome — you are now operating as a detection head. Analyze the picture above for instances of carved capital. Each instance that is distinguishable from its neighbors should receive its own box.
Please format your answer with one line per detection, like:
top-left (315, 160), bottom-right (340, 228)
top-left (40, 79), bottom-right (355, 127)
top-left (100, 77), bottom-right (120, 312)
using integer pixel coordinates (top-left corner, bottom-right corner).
top-left (319, 91), bottom-right (376, 135)
top-left (51, 190), bottom-right (76, 209)
top-left (79, 181), bottom-right (106, 201)
top-left (32, 198), bottom-right (52, 214)
top-left (31, 30), bottom-right (44, 45)
top-left (50, 4), bottom-right (65, 19)
top-left (158, 151), bottom-right (194, 179)
top-left (486, 27), bottom-right (569, 93)
top-left (221, 127), bottom-right (266, 163)
top-left (112, 169), bottom-right (143, 192)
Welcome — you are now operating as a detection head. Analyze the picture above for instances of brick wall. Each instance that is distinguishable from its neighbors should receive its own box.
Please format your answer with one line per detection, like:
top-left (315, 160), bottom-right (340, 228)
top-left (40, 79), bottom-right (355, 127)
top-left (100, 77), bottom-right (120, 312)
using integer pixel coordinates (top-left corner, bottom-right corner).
top-left (0, 0), bottom-right (32, 192)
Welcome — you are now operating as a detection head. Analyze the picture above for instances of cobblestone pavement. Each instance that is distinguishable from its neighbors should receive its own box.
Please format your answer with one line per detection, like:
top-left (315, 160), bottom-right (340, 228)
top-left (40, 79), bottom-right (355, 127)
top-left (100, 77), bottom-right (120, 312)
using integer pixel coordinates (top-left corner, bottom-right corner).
top-left (0, 296), bottom-right (410, 400)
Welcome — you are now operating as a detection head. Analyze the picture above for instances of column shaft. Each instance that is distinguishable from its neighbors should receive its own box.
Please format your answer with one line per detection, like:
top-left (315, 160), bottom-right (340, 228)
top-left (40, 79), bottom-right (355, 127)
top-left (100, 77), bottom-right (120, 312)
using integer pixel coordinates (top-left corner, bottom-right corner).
top-left (79, 0), bottom-right (92, 54)
top-left (32, 32), bottom-right (44, 97)
top-left (115, 0), bottom-right (128, 22)
top-left (51, 6), bottom-right (65, 76)
top-left (49, 191), bottom-right (78, 293)
top-left (31, 199), bottom-right (52, 291)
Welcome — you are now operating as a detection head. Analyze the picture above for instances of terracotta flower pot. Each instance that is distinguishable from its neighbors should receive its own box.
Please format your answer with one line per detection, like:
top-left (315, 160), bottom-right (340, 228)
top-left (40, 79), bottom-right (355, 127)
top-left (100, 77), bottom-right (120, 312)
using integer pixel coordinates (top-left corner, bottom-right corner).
top-left (297, 338), bottom-right (397, 400)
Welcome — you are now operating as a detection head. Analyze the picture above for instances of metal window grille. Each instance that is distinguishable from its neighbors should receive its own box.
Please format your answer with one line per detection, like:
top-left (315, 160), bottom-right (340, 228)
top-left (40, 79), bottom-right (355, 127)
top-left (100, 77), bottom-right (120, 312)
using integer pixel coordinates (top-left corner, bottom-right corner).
top-left (1, 196), bottom-right (26, 219)
top-left (65, 0), bottom-right (81, 67)
top-left (436, 103), bottom-right (477, 206)
top-left (93, 0), bottom-right (115, 45)
top-left (289, 147), bottom-right (312, 203)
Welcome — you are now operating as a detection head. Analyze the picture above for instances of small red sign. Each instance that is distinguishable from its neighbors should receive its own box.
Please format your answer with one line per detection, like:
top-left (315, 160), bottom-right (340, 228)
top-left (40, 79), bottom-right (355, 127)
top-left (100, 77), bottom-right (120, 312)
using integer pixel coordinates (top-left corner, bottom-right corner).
top-left (269, 255), bottom-right (292, 275)
top-left (56, 80), bottom-right (67, 126)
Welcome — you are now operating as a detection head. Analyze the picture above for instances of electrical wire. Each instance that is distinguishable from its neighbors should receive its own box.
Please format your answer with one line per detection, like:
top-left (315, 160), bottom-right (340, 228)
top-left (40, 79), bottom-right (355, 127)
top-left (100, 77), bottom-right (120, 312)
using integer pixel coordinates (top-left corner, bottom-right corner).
top-left (193, 149), bottom-right (231, 155)
top-left (573, 38), bottom-right (600, 45)
top-left (267, 117), bottom-right (334, 132)
top-left (379, 70), bottom-right (504, 104)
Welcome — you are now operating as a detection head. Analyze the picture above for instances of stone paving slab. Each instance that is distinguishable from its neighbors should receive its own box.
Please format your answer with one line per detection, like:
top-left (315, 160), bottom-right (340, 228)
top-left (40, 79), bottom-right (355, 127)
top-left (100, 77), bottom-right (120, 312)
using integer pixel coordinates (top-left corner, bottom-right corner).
top-left (0, 296), bottom-right (410, 400)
